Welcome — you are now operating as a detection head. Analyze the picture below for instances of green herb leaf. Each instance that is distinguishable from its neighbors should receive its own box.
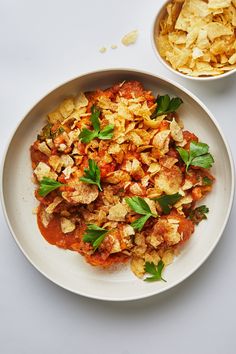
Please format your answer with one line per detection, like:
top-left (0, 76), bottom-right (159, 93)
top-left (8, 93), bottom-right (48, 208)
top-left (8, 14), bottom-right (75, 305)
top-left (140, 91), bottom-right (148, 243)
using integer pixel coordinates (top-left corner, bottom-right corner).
top-left (177, 141), bottom-right (214, 171)
top-left (79, 105), bottom-right (114, 143)
top-left (144, 260), bottom-right (166, 282)
top-left (78, 128), bottom-right (98, 143)
top-left (37, 123), bottom-right (53, 141)
top-left (154, 94), bottom-right (183, 117)
top-left (125, 196), bottom-right (152, 215)
top-left (153, 193), bottom-right (182, 214)
top-left (38, 177), bottom-right (64, 197)
top-left (98, 124), bottom-right (114, 140)
top-left (131, 214), bottom-right (152, 231)
top-left (126, 197), bottom-right (157, 231)
top-left (83, 224), bottom-right (109, 251)
top-left (80, 159), bottom-right (102, 191)
top-left (157, 95), bottom-right (170, 114)
top-left (191, 154), bottom-right (214, 169)
top-left (189, 141), bottom-right (209, 158)
top-left (176, 147), bottom-right (189, 165)
top-left (202, 176), bottom-right (213, 186)
top-left (91, 105), bottom-right (101, 132)
top-left (168, 97), bottom-right (183, 112)
top-left (189, 205), bottom-right (209, 225)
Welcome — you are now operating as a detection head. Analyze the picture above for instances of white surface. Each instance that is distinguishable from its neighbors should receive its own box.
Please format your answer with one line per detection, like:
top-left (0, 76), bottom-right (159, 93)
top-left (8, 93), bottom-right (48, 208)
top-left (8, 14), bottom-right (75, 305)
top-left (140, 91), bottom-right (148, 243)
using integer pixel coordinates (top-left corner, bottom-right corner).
top-left (0, 0), bottom-right (235, 352)
top-left (2, 69), bottom-right (234, 301)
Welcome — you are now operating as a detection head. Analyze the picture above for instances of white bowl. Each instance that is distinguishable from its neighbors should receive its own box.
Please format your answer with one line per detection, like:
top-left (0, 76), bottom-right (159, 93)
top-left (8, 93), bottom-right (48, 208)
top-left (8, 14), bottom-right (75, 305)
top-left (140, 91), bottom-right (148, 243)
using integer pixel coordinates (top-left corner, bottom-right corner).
top-left (151, 0), bottom-right (236, 81)
top-left (1, 68), bottom-right (234, 301)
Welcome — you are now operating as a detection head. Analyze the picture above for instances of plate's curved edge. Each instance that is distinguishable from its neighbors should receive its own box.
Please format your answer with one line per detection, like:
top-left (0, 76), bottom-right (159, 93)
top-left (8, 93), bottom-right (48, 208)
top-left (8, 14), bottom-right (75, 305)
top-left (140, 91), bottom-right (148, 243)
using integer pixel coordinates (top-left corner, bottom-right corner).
top-left (0, 68), bottom-right (235, 301)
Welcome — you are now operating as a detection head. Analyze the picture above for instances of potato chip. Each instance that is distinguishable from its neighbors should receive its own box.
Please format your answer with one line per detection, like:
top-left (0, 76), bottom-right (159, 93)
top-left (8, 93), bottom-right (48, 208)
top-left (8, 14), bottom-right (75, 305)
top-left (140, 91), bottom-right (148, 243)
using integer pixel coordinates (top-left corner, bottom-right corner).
top-left (168, 31), bottom-right (187, 44)
top-left (192, 47), bottom-right (203, 59)
top-left (219, 64), bottom-right (236, 70)
top-left (175, 0), bottom-right (210, 31)
top-left (196, 29), bottom-right (210, 49)
top-left (74, 92), bottom-right (88, 108)
top-left (220, 54), bottom-right (228, 63)
top-left (229, 52), bottom-right (236, 64)
top-left (227, 4), bottom-right (236, 26)
top-left (178, 66), bottom-right (193, 74)
top-left (205, 22), bottom-right (233, 41)
top-left (210, 39), bottom-right (227, 55)
top-left (121, 30), bottom-right (138, 46)
top-left (157, 34), bottom-right (173, 57)
top-left (208, 0), bottom-right (231, 10)
top-left (166, 47), bottom-right (191, 69)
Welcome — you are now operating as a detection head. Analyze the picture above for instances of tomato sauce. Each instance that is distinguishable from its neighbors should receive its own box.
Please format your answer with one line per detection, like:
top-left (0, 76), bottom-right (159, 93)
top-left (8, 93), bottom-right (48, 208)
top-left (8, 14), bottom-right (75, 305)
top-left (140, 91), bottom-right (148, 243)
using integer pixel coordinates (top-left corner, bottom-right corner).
top-left (37, 208), bottom-right (81, 250)
top-left (30, 145), bottom-right (48, 167)
top-left (37, 205), bottom-right (129, 266)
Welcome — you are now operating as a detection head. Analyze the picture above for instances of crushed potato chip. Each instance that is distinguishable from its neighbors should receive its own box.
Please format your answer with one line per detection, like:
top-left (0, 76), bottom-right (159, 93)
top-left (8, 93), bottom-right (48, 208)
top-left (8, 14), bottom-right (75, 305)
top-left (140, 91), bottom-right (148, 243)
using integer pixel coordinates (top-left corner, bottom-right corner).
top-left (99, 47), bottom-right (107, 53)
top-left (121, 30), bottom-right (138, 46)
top-left (156, 0), bottom-right (236, 77)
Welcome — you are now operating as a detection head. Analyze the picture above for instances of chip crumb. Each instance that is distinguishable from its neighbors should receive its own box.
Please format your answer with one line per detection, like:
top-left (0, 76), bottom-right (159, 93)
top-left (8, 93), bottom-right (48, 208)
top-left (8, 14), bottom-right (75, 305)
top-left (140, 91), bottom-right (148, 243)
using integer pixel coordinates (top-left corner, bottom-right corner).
top-left (32, 207), bottom-right (38, 215)
top-left (111, 44), bottom-right (118, 49)
top-left (121, 30), bottom-right (138, 46)
top-left (99, 46), bottom-right (107, 53)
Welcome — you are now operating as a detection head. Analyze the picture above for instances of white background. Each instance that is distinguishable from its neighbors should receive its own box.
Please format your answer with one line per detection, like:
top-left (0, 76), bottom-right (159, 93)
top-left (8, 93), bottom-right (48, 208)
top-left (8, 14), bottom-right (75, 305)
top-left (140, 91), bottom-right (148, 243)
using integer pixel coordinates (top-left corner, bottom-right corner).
top-left (0, 1), bottom-right (236, 353)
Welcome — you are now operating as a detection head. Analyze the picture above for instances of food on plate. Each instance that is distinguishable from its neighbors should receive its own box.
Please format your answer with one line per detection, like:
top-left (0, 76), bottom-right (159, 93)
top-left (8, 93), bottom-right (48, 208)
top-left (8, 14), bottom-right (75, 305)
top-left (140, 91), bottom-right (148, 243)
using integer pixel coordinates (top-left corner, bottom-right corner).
top-left (30, 80), bottom-right (215, 281)
top-left (156, 0), bottom-right (236, 77)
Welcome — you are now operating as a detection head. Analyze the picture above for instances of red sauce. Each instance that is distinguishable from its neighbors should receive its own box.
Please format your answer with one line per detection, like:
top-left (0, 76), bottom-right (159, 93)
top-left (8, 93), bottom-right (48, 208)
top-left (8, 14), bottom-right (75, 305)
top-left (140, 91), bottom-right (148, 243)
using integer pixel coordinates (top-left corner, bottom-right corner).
top-left (183, 130), bottom-right (198, 149)
top-left (100, 162), bottom-right (116, 178)
top-left (168, 211), bottom-right (195, 244)
top-left (37, 205), bottom-right (129, 267)
top-left (37, 207), bottom-right (81, 249)
top-left (30, 145), bottom-right (48, 167)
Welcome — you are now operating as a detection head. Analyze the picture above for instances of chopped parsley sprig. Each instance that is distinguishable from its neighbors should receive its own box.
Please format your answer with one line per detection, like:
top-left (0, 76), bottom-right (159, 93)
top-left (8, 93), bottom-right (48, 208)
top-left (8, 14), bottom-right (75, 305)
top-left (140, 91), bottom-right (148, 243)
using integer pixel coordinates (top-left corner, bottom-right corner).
top-left (79, 105), bottom-right (114, 143)
top-left (80, 159), bottom-right (102, 191)
top-left (202, 176), bottom-right (213, 186)
top-left (144, 260), bottom-right (166, 282)
top-left (125, 197), bottom-right (158, 231)
top-left (177, 141), bottom-right (214, 172)
top-left (83, 224), bottom-right (109, 251)
top-left (153, 193), bottom-right (182, 214)
top-left (189, 205), bottom-right (209, 225)
top-left (38, 177), bottom-right (64, 197)
top-left (151, 94), bottom-right (183, 119)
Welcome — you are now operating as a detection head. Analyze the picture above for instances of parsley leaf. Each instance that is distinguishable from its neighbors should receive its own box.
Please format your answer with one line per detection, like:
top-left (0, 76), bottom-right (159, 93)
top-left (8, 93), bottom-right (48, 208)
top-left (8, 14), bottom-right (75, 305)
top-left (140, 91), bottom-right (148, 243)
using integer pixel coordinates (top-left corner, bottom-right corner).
top-left (189, 205), bottom-right (209, 225)
top-left (83, 224), bottom-right (109, 251)
top-left (125, 197), bottom-right (158, 231)
top-left (78, 128), bottom-right (98, 143)
top-left (202, 176), bottom-right (213, 186)
top-left (90, 105), bottom-right (100, 132)
top-left (38, 177), bottom-right (64, 197)
top-left (176, 141), bottom-right (214, 171)
top-left (98, 124), bottom-right (114, 140)
top-left (153, 193), bottom-right (182, 214)
top-left (152, 94), bottom-right (183, 118)
top-left (80, 159), bottom-right (102, 191)
top-left (126, 196), bottom-right (153, 215)
top-left (131, 214), bottom-right (153, 232)
top-left (79, 105), bottom-right (114, 143)
top-left (191, 154), bottom-right (214, 168)
top-left (144, 260), bottom-right (166, 282)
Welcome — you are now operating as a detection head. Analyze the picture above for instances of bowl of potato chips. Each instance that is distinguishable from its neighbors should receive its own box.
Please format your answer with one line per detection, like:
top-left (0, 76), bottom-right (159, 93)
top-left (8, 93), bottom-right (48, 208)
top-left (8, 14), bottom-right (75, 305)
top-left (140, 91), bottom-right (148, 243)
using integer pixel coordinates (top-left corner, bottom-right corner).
top-left (152, 0), bottom-right (236, 79)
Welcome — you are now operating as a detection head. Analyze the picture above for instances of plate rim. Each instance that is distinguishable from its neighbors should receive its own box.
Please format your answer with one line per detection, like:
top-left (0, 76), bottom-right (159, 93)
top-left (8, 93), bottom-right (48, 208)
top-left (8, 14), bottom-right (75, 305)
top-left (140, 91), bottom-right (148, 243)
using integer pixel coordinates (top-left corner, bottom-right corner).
top-left (0, 68), bottom-right (235, 301)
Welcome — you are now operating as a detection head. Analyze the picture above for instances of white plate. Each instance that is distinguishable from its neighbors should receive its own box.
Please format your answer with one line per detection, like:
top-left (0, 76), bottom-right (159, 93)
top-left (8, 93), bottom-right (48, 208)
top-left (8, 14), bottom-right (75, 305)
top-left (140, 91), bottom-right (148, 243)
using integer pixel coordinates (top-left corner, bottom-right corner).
top-left (1, 69), bottom-right (234, 301)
